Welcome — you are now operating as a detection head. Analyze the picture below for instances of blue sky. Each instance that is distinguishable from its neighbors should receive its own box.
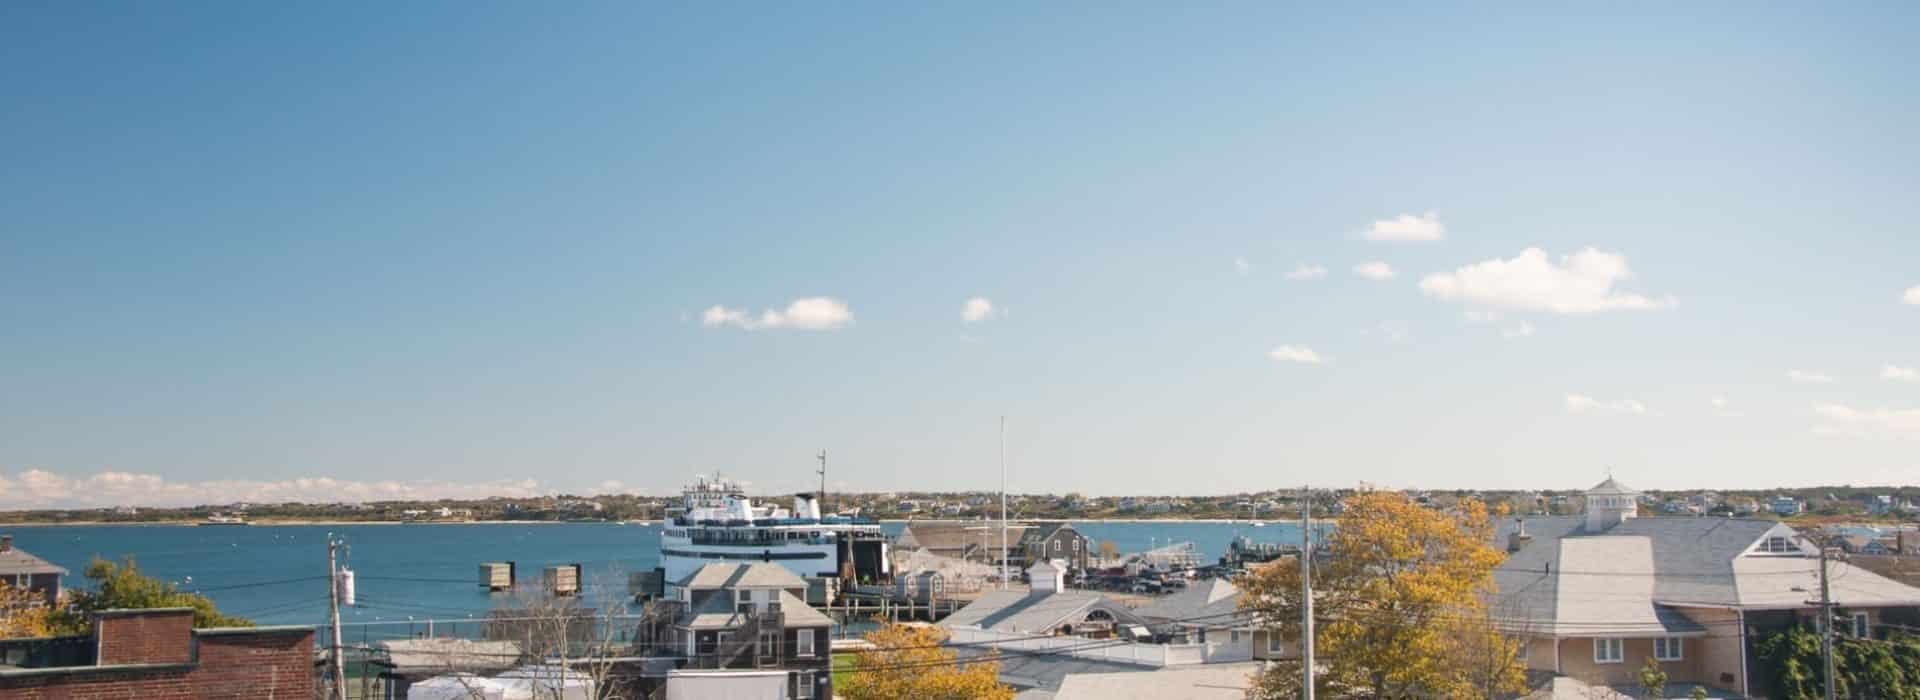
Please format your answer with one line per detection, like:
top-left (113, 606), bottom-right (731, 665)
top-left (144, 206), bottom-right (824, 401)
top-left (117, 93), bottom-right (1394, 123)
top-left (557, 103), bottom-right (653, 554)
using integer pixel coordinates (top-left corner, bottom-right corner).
top-left (2, 2), bottom-right (1917, 506)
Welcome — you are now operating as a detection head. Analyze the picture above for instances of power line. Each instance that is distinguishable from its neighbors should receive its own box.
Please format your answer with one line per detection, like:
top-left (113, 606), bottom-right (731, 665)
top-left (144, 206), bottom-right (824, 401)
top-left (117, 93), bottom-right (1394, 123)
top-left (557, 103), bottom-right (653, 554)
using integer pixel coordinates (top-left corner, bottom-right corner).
top-left (187, 575), bottom-right (330, 593)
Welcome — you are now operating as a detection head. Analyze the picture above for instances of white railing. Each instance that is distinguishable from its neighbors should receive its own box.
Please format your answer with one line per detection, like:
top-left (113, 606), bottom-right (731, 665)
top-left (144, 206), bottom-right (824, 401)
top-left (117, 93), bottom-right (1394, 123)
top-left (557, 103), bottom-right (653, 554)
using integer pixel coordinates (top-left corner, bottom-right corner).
top-left (1201, 639), bottom-right (1253, 663)
top-left (945, 627), bottom-right (1228, 668)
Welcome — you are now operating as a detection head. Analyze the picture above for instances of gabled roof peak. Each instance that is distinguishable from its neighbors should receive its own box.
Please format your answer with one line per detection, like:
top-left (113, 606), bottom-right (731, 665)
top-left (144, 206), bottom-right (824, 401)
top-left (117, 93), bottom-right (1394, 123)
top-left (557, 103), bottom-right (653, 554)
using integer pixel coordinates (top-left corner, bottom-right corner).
top-left (1587, 477), bottom-right (1637, 496)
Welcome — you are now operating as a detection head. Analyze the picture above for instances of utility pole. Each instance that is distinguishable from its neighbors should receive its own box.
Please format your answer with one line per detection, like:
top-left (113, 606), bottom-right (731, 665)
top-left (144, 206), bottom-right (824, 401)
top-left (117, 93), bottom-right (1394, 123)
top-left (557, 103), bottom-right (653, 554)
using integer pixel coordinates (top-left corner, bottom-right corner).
top-left (1818, 542), bottom-right (1836, 700)
top-left (327, 534), bottom-right (347, 700)
top-left (816, 450), bottom-right (828, 515)
top-left (999, 416), bottom-right (1009, 591)
top-left (1301, 485), bottom-right (1315, 700)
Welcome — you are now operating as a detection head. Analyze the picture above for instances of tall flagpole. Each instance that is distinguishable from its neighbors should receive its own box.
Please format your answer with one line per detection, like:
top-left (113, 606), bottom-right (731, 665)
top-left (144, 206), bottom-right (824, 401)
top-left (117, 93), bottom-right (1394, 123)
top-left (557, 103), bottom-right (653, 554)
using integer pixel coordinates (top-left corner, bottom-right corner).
top-left (1301, 486), bottom-right (1315, 700)
top-left (1000, 416), bottom-right (1008, 591)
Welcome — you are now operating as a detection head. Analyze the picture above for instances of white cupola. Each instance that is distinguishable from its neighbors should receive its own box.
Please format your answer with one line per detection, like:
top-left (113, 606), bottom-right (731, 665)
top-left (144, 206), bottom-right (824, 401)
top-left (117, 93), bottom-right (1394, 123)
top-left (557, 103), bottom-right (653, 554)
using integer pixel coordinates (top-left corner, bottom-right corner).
top-left (1584, 477), bottom-right (1639, 533)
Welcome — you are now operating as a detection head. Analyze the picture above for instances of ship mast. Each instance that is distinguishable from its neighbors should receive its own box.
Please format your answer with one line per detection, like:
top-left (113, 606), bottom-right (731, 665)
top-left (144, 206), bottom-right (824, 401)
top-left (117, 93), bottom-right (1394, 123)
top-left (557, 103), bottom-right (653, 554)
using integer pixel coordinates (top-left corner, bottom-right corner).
top-left (816, 450), bottom-right (828, 516)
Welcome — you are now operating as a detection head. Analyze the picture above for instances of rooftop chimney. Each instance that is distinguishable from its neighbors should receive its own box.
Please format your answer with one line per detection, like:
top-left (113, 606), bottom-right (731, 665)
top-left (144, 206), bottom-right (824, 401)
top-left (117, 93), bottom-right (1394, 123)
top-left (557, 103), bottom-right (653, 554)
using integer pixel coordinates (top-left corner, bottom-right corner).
top-left (1028, 560), bottom-right (1066, 595)
top-left (1507, 519), bottom-right (1532, 553)
top-left (1, 534), bottom-right (11, 552)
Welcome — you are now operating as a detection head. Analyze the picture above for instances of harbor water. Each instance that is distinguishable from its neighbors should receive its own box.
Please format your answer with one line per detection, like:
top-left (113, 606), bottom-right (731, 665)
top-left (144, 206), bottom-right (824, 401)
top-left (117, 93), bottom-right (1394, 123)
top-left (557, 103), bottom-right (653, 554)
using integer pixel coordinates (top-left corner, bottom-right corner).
top-left (3, 520), bottom-right (1315, 627)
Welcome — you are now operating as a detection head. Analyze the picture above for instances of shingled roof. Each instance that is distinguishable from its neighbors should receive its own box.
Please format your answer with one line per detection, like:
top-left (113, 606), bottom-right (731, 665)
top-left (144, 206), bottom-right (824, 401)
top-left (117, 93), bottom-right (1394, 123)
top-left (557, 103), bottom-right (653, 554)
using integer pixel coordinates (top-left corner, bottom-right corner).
top-left (677, 589), bottom-right (833, 630)
top-left (899, 522), bottom-right (1030, 553)
top-left (1131, 578), bottom-right (1243, 629)
top-left (0, 537), bottom-right (67, 576)
top-left (1492, 515), bottom-right (1920, 636)
top-left (674, 563), bottom-right (806, 591)
top-left (939, 589), bottom-right (1146, 635)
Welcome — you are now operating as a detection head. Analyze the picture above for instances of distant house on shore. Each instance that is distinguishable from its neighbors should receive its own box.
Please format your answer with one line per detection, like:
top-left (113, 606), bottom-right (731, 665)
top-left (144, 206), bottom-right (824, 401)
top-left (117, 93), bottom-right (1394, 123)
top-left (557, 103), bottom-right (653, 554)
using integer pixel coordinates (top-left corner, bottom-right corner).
top-left (1494, 478), bottom-right (1920, 698)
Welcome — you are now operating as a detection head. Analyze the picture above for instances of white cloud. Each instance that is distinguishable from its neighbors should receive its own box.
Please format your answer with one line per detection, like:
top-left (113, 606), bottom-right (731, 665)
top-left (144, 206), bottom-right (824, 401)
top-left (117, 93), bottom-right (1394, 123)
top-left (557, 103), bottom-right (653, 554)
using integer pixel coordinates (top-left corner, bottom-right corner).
top-left (1233, 257), bottom-right (1251, 276)
top-left (1812, 403), bottom-right (1920, 439)
top-left (1463, 310), bottom-right (1503, 323)
top-left (1787, 369), bottom-right (1834, 384)
top-left (1565, 394), bottom-right (1648, 416)
top-left (1269, 345), bottom-right (1326, 365)
top-left (1904, 285), bottom-right (1920, 305)
top-left (1285, 264), bottom-right (1327, 281)
top-left (1504, 321), bottom-right (1535, 338)
top-left (0, 470), bottom-right (566, 509)
top-left (1711, 397), bottom-right (1742, 417)
top-left (1419, 247), bottom-right (1675, 313)
top-left (1364, 211), bottom-right (1445, 242)
top-left (1884, 365), bottom-right (1919, 382)
top-left (1352, 262), bottom-right (1395, 281)
top-left (594, 480), bottom-right (648, 496)
top-left (961, 297), bottom-right (998, 323)
top-left (702, 297), bottom-right (854, 331)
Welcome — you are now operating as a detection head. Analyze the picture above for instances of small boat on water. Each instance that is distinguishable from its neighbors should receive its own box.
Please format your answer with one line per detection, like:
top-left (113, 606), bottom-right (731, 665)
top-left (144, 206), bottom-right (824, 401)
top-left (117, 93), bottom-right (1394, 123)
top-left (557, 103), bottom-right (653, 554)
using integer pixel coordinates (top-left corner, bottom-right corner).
top-left (199, 514), bottom-right (249, 526)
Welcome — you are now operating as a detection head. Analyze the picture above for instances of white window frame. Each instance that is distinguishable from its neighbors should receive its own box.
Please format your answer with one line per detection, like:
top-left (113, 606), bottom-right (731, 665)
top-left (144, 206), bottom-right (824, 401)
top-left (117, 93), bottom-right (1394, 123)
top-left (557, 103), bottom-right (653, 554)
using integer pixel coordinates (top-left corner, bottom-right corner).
top-left (1267, 633), bottom-right (1286, 654)
top-left (1594, 637), bottom-right (1624, 664)
top-left (796, 628), bottom-right (815, 657)
top-left (795, 670), bottom-right (816, 699)
top-left (1654, 637), bottom-right (1682, 661)
top-left (758, 629), bottom-right (780, 662)
top-left (1851, 612), bottom-right (1870, 638)
top-left (1516, 641), bottom-right (1528, 663)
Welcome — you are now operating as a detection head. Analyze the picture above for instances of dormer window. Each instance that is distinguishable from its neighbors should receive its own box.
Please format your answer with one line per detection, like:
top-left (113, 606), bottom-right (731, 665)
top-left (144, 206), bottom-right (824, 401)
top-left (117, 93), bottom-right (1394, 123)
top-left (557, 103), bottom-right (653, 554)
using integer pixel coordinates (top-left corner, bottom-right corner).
top-left (1758, 536), bottom-right (1798, 554)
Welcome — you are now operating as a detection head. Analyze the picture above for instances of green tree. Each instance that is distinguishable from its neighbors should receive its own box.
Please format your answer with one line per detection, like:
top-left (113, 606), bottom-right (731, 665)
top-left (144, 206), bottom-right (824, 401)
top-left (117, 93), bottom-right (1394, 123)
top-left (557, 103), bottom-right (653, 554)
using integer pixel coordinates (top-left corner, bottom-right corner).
top-left (1638, 656), bottom-right (1667, 699)
top-left (50, 557), bottom-right (252, 634)
top-left (1755, 626), bottom-right (1920, 700)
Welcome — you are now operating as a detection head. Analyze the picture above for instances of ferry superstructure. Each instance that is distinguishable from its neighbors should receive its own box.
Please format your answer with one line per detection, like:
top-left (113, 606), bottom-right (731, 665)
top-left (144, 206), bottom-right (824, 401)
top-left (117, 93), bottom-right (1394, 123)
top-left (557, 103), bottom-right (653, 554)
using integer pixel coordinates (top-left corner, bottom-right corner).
top-left (658, 476), bottom-right (890, 597)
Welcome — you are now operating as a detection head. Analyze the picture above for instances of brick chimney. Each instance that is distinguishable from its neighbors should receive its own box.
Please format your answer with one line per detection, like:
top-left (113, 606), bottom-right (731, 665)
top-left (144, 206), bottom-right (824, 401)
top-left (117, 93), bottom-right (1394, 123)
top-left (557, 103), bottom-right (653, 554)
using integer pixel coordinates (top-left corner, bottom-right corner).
top-left (95, 608), bottom-right (196, 666)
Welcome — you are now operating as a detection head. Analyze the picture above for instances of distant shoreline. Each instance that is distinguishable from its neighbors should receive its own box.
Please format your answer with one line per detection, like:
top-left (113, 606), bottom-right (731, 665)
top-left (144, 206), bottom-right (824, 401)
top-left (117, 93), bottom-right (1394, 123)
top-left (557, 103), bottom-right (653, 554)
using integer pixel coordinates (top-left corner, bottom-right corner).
top-left (0, 517), bottom-right (1331, 528)
top-left (880, 517), bottom-right (1331, 524)
top-left (0, 519), bottom-right (600, 528)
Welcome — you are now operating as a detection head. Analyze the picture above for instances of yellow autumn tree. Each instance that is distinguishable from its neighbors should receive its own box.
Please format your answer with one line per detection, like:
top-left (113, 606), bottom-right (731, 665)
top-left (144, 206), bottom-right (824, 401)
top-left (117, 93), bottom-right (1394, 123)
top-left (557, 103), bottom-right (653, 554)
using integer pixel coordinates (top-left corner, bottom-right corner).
top-left (839, 623), bottom-right (1014, 700)
top-left (1239, 491), bottom-right (1525, 699)
top-left (0, 582), bottom-right (55, 639)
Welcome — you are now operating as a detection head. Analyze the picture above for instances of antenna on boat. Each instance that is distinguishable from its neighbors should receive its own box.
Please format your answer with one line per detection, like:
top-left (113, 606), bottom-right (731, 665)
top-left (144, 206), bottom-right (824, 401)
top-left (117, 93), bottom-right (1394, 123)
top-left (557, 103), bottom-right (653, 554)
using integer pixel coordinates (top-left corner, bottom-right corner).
top-left (816, 450), bottom-right (828, 515)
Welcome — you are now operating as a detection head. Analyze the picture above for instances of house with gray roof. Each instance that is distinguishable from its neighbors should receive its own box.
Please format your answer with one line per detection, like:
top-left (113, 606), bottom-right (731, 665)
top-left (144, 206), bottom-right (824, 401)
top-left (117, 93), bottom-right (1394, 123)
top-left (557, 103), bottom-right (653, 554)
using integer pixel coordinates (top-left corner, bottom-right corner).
top-left (1494, 479), bottom-right (1920, 698)
top-left (1131, 577), bottom-right (1249, 644)
top-left (0, 535), bottom-right (66, 607)
top-left (638, 564), bottom-right (833, 700)
top-left (1015, 523), bottom-right (1091, 571)
top-left (939, 569), bottom-right (1146, 638)
top-left (897, 521), bottom-right (1030, 568)
top-left (939, 561), bottom-right (1256, 694)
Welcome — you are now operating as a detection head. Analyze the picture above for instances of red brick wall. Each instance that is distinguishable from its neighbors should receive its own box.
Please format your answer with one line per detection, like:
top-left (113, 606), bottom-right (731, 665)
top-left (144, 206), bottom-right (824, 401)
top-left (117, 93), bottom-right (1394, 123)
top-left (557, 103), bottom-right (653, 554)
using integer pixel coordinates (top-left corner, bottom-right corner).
top-left (0, 623), bottom-right (314, 700)
top-left (95, 609), bottom-right (196, 665)
top-left (192, 632), bottom-right (314, 699)
top-left (0, 666), bottom-right (197, 699)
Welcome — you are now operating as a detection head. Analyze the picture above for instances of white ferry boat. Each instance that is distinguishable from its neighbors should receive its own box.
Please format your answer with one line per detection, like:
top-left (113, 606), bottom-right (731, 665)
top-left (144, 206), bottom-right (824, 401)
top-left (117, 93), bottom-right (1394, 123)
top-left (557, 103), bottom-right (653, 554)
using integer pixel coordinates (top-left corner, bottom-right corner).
top-left (658, 476), bottom-right (890, 598)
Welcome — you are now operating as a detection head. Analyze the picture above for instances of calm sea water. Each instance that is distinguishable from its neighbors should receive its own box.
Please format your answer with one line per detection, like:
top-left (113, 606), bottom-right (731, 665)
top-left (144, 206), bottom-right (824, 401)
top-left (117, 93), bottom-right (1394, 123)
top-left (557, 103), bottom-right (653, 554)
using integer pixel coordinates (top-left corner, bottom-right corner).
top-left (2, 520), bottom-right (1311, 628)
